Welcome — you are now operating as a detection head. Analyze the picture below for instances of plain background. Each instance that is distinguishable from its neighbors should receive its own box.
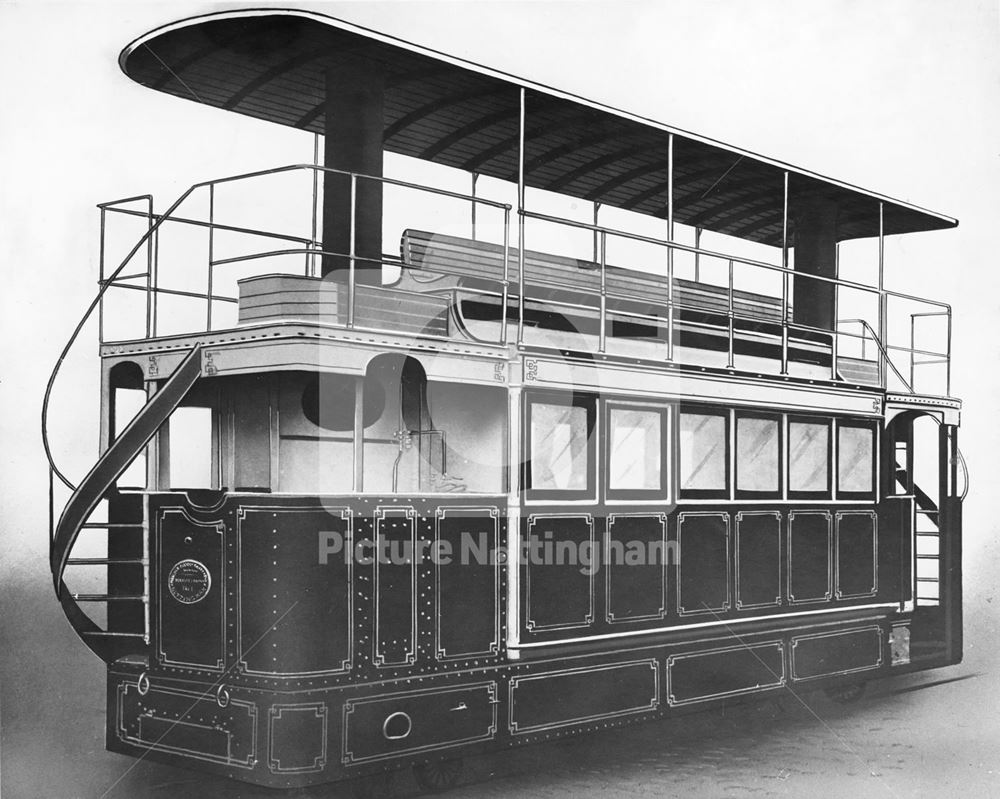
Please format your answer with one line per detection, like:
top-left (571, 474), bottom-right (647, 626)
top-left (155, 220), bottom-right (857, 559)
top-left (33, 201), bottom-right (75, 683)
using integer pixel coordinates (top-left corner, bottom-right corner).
top-left (1, 0), bottom-right (998, 796)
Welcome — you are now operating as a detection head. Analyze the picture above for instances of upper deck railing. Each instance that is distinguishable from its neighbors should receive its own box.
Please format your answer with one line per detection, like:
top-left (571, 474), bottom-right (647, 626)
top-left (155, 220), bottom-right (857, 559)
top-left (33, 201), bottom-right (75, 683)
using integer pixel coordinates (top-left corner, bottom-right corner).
top-left (89, 163), bottom-right (951, 398)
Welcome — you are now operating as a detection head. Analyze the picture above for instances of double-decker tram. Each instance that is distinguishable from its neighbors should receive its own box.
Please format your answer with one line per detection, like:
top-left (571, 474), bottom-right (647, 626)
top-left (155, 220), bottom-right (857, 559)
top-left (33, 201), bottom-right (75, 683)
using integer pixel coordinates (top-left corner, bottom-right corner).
top-left (45, 9), bottom-right (965, 792)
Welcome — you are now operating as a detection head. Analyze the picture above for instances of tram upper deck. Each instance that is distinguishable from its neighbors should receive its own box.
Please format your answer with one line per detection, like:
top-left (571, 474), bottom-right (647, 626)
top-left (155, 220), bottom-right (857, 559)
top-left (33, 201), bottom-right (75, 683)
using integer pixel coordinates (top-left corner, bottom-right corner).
top-left (93, 9), bottom-right (956, 402)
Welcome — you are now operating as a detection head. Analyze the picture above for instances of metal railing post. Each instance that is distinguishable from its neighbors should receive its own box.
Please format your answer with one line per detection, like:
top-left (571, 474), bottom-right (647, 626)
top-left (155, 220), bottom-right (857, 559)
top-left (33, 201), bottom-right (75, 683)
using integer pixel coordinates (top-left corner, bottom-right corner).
top-left (878, 202), bottom-right (886, 388)
top-left (501, 206), bottom-right (510, 345)
top-left (666, 133), bottom-right (675, 362)
top-left (909, 312), bottom-right (917, 391)
top-left (593, 202), bottom-right (601, 263)
top-left (831, 246), bottom-right (839, 381)
top-left (694, 227), bottom-right (702, 282)
top-left (599, 230), bottom-right (607, 353)
top-left (471, 172), bottom-right (479, 241)
top-left (151, 226), bottom-right (159, 338)
top-left (310, 135), bottom-right (320, 277)
top-left (946, 307), bottom-right (952, 396)
top-left (207, 184), bottom-right (215, 331)
top-left (98, 207), bottom-right (106, 344)
top-left (144, 198), bottom-right (153, 339)
top-left (348, 173), bottom-right (357, 329)
top-left (517, 88), bottom-right (526, 346)
top-left (780, 171), bottom-right (789, 375)
top-left (727, 259), bottom-right (734, 369)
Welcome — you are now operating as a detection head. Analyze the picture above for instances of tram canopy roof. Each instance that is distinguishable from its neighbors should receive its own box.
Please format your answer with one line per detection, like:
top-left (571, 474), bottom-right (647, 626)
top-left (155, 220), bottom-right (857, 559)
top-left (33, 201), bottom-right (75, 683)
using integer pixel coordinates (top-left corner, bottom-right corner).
top-left (120, 9), bottom-right (957, 247)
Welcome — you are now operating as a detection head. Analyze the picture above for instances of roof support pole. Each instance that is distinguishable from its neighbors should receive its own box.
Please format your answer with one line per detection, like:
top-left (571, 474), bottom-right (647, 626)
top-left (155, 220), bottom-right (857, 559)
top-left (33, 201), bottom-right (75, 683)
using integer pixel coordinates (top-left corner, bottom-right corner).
top-left (592, 202), bottom-right (601, 262)
top-left (310, 132), bottom-right (320, 277)
top-left (517, 87), bottom-right (526, 346)
top-left (781, 171), bottom-right (789, 375)
top-left (322, 57), bottom-right (384, 283)
top-left (471, 172), bottom-right (479, 241)
top-left (878, 201), bottom-right (887, 387)
top-left (694, 227), bottom-right (702, 282)
top-left (666, 133), bottom-right (674, 363)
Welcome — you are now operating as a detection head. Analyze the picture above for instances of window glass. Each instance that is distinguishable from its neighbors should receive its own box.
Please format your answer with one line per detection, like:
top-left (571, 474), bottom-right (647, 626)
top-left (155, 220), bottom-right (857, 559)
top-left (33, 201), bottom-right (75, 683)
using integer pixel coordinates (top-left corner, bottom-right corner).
top-left (736, 415), bottom-right (780, 493)
top-left (789, 420), bottom-right (829, 493)
top-left (679, 411), bottom-right (727, 492)
top-left (115, 388), bottom-right (147, 488)
top-left (838, 424), bottom-right (875, 493)
top-left (530, 402), bottom-right (589, 491)
top-left (426, 382), bottom-right (505, 493)
top-left (609, 407), bottom-right (663, 492)
top-left (279, 372), bottom-right (353, 494)
top-left (169, 406), bottom-right (214, 489)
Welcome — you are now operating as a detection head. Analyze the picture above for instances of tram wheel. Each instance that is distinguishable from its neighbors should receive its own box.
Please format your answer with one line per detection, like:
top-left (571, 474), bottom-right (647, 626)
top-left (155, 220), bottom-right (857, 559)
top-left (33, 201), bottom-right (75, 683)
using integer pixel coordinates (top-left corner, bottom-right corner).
top-left (413, 758), bottom-right (464, 793)
top-left (825, 682), bottom-right (867, 704)
top-left (351, 771), bottom-right (393, 799)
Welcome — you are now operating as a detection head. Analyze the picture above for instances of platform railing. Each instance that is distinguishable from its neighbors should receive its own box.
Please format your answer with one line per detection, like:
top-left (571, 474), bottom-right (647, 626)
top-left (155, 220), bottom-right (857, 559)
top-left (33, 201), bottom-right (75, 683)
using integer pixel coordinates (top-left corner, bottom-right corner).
top-left (88, 163), bottom-right (953, 394)
top-left (47, 163), bottom-right (957, 495)
top-left (519, 208), bottom-right (954, 392)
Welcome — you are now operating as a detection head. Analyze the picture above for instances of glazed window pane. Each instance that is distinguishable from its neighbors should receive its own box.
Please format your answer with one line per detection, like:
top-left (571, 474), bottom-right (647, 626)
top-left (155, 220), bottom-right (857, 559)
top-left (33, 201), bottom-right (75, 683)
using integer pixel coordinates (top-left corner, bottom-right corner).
top-left (680, 412), bottom-right (726, 491)
top-left (609, 407), bottom-right (662, 491)
top-left (789, 421), bottom-right (829, 493)
top-left (736, 416), bottom-right (779, 492)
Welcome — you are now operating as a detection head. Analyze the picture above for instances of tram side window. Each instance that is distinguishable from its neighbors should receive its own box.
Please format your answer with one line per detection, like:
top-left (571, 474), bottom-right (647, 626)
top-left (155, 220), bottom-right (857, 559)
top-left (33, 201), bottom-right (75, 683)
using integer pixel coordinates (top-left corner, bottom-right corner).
top-left (735, 412), bottom-right (781, 498)
top-left (607, 404), bottom-right (667, 498)
top-left (231, 376), bottom-right (271, 492)
top-left (278, 372), bottom-right (354, 494)
top-left (788, 417), bottom-right (831, 498)
top-left (526, 395), bottom-right (594, 496)
top-left (114, 387), bottom-right (148, 489)
top-left (838, 422), bottom-right (876, 497)
top-left (168, 405), bottom-right (216, 489)
top-left (679, 408), bottom-right (729, 498)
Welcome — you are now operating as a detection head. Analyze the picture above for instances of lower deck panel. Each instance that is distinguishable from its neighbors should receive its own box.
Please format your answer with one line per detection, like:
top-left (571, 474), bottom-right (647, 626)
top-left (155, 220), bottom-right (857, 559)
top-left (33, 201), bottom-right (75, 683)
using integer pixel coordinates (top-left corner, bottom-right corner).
top-left (107, 611), bottom-right (942, 788)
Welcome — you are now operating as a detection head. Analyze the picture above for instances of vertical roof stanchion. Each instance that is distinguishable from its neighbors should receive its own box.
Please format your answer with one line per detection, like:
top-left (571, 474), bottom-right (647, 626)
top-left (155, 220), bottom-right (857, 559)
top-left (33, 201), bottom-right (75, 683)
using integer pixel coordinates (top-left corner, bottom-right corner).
top-left (471, 172), bottom-right (479, 241)
top-left (348, 173), bottom-right (357, 328)
top-left (878, 201), bottom-right (886, 388)
top-left (501, 204), bottom-right (510, 346)
top-left (592, 202), bottom-right (601, 262)
top-left (517, 87), bottom-right (526, 346)
top-left (694, 227), bottom-right (702, 282)
top-left (781, 171), bottom-right (790, 376)
top-left (310, 133), bottom-right (320, 277)
top-left (832, 242), bottom-right (840, 381)
top-left (666, 133), bottom-right (674, 363)
top-left (207, 183), bottom-right (215, 331)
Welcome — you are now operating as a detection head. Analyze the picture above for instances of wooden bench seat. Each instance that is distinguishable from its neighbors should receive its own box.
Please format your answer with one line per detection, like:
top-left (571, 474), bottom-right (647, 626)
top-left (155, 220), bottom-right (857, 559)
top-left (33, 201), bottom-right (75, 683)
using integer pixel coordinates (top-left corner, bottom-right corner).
top-left (399, 229), bottom-right (785, 323)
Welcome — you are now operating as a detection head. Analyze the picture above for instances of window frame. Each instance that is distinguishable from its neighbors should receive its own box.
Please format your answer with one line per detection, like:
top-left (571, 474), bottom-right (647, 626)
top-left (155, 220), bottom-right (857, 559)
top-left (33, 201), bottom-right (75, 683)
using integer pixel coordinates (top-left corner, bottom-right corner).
top-left (604, 400), bottom-right (670, 503)
top-left (835, 418), bottom-right (879, 500)
top-left (733, 409), bottom-right (784, 500)
top-left (786, 414), bottom-right (833, 501)
top-left (677, 403), bottom-right (731, 501)
top-left (523, 390), bottom-right (597, 501)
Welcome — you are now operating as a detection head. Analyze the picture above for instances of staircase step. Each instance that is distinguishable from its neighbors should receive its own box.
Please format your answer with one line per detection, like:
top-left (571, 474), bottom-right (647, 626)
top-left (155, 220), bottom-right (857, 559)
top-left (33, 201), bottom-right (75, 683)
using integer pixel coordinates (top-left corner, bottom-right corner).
top-left (837, 356), bottom-right (880, 385)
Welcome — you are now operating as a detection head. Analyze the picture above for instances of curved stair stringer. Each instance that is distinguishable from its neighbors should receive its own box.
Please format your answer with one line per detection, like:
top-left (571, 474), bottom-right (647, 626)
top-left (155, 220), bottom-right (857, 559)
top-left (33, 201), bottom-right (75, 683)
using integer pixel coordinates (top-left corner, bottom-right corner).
top-left (51, 344), bottom-right (203, 662)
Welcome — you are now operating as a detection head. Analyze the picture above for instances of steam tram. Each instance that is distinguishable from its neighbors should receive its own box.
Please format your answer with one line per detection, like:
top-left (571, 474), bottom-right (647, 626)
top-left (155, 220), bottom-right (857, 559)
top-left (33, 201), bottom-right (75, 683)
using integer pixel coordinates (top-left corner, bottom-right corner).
top-left (46, 9), bottom-right (964, 792)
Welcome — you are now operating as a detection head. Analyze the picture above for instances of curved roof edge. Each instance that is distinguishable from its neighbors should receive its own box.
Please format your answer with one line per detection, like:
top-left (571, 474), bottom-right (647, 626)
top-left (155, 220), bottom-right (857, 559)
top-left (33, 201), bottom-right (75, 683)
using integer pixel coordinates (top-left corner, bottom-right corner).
top-left (119, 7), bottom-right (958, 238)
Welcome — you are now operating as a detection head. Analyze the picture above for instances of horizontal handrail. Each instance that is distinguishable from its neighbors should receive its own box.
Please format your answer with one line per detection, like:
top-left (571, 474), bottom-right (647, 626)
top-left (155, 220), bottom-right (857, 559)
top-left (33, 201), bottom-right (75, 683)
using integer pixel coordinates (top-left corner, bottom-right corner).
top-left (521, 209), bottom-right (883, 295)
top-left (49, 160), bottom-right (954, 495)
top-left (838, 318), bottom-right (913, 392)
top-left (104, 204), bottom-right (314, 245)
top-left (107, 282), bottom-right (238, 304)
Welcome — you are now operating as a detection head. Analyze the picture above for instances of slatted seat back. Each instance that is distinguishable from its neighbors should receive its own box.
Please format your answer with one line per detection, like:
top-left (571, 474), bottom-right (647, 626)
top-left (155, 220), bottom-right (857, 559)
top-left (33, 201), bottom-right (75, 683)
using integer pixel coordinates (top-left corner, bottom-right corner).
top-left (400, 229), bottom-right (784, 321)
